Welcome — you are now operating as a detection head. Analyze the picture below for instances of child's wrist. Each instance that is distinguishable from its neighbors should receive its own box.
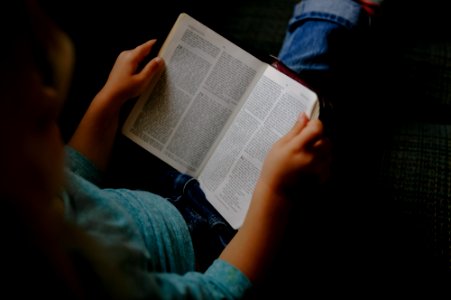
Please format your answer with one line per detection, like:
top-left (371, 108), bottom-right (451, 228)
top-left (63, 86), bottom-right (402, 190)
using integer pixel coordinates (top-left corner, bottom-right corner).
top-left (252, 180), bottom-right (293, 218)
top-left (92, 89), bottom-right (124, 114)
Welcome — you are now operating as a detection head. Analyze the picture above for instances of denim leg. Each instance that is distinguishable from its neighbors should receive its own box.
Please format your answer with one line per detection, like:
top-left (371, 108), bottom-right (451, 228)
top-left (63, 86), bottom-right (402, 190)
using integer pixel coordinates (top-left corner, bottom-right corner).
top-left (278, 0), bottom-right (369, 93)
top-left (164, 172), bottom-right (237, 271)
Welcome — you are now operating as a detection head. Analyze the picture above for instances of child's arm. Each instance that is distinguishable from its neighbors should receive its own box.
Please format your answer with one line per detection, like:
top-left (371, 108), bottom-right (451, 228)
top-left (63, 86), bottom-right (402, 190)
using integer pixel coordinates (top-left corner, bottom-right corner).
top-left (220, 113), bottom-right (331, 283)
top-left (68, 39), bottom-right (164, 171)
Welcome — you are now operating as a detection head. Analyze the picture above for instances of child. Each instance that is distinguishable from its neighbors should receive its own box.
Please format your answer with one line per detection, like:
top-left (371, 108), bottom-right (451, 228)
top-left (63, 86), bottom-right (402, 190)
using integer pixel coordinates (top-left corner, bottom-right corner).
top-left (1, 0), bottom-right (331, 298)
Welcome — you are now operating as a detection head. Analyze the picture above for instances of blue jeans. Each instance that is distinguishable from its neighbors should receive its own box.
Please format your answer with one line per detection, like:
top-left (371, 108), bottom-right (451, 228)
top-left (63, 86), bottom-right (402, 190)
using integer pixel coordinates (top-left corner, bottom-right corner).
top-left (279, 0), bottom-right (369, 79)
top-left (155, 168), bottom-right (236, 271)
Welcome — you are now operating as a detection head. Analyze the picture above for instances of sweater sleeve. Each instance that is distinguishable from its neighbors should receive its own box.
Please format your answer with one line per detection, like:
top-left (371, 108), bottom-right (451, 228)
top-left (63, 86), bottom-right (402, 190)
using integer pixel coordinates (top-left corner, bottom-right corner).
top-left (150, 259), bottom-right (252, 299)
top-left (64, 145), bottom-right (104, 185)
top-left (63, 148), bottom-right (252, 299)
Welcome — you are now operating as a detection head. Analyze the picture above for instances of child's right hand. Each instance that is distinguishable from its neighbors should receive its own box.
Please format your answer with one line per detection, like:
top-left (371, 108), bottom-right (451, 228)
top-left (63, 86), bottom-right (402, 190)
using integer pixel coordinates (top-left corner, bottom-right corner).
top-left (220, 113), bottom-right (331, 282)
top-left (257, 113), bottom-right (331, 200)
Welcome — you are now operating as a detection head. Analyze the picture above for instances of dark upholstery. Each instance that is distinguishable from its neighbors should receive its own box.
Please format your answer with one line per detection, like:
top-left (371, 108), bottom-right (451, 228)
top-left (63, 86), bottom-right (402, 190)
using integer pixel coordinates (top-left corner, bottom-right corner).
top-left (219, 0), bottom-right (451, 281)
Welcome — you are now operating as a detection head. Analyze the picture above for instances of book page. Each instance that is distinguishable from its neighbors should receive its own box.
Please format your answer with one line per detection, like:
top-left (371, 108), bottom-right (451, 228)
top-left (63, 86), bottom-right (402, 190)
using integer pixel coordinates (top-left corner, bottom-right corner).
top-left (199, 65), bottom-right (318, 229)
top-left (122, 13), bottom-right (266, 176)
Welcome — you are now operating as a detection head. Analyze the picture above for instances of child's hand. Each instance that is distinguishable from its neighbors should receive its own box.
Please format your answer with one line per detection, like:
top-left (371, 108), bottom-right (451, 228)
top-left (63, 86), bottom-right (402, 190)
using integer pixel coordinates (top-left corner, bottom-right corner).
top-left (257, 113), bottom-right (331, 198)
top-left (98, 39), bottom-right (164, 106)
top-left (69, 40), bottom-right (164, 170)
top-left (221, 113), bottom-right (331, 281)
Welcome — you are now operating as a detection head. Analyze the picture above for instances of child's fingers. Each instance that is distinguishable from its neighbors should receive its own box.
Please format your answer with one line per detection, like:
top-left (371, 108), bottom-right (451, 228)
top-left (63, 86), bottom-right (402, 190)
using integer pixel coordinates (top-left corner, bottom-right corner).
top-left (292, 119), bottom-right (324, 149)
top-left (285, 112), bottom-right (309, 140)
top-left (130, 39), bottom-right (157, 65)
top-left (313, 137), bottom-right (332, 154)
top-left (138, 56), bottom-right (165, 81)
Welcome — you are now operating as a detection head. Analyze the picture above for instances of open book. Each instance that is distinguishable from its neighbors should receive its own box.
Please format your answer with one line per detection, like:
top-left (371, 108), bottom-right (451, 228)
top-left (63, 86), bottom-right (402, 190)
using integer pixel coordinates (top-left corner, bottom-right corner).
top-left (122, 13), bottom-right (319, 229)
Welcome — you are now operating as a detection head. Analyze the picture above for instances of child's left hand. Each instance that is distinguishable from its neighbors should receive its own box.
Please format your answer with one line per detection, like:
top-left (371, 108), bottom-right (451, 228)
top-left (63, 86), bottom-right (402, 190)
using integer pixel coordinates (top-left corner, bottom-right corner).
top-left (98, 39), bottom-right (165, 106)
